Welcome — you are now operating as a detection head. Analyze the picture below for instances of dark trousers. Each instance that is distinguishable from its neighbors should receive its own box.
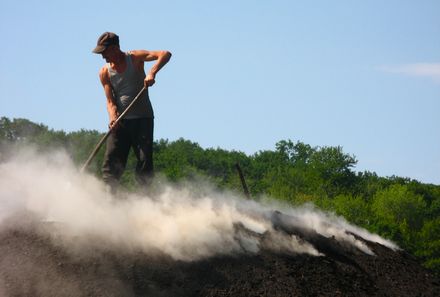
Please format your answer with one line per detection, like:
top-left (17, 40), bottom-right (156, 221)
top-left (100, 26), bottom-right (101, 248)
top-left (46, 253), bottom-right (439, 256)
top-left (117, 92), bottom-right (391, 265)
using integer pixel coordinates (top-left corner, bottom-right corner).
top-left (102, 118), bottom-right (154, 190)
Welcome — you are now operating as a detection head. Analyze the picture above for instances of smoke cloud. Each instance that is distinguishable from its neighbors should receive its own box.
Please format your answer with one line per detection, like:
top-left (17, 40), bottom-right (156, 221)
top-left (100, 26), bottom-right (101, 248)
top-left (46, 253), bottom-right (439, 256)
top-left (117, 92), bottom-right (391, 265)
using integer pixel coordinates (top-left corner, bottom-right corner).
top-left (0, 148), bottom-right (398, 261)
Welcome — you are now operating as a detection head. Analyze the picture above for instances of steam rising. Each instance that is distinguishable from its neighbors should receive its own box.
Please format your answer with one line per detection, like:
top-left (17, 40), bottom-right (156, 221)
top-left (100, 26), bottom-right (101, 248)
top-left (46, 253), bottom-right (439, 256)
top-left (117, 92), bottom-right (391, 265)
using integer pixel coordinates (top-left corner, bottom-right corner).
top-left (0, 148), bottom-right (398, 261)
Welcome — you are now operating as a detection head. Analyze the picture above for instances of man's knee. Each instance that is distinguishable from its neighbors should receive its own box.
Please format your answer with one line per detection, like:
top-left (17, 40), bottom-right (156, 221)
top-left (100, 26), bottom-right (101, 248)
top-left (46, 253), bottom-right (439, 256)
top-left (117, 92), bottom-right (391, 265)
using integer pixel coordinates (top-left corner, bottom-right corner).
top-left (135, 160), bottom-right (154, 184)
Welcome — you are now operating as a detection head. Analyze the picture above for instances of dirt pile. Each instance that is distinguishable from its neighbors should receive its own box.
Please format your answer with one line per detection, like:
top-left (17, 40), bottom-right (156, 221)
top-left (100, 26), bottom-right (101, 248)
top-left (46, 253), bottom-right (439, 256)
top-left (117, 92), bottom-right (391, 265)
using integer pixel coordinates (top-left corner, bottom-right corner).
top-left (1, 221), bottom-right (439, 297)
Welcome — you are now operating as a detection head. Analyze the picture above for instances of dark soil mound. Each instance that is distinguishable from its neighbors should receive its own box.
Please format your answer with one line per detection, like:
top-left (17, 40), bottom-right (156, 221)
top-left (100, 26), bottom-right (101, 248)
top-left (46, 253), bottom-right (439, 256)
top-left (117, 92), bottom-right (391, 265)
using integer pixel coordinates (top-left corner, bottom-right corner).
top-left (1, 222), bottom-right (439, 297)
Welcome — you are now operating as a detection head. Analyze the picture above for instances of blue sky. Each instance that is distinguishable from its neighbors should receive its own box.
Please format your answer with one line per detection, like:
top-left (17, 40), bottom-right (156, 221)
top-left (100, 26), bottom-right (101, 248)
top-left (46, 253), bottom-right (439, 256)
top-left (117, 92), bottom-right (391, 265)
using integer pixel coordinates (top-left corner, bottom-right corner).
top-left (1, 0), bottom-right (439, 184)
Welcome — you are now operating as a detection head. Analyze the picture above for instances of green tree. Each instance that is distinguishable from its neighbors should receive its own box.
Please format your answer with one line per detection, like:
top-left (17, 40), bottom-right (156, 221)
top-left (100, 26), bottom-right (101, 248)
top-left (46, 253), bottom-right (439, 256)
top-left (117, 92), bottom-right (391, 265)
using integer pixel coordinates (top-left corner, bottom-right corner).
top-left (372, 184), bottom-right (427, 244)
top-left (416, 218), bottom-right (440, 273)
top-left (332, 194), bottom-right (373, 227)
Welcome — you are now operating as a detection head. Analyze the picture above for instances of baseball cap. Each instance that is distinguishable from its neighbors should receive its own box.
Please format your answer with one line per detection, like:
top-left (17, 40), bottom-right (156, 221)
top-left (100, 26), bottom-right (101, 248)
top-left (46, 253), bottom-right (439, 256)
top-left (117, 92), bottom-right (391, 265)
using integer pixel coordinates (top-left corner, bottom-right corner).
top-left (92, 32), bottom-right (119, 54)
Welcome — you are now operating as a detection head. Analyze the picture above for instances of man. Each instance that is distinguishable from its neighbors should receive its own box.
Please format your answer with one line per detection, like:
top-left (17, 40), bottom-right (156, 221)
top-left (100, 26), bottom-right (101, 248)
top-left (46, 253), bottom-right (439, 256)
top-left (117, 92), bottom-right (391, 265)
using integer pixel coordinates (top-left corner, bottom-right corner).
top-left (92, 32), bottom-right (171, 191)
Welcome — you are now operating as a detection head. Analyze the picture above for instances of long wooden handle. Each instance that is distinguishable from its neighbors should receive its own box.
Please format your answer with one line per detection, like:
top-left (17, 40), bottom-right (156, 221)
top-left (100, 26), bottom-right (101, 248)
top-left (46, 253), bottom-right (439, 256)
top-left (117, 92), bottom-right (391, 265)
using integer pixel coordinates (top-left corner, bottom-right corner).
top-left (80, 86), bottom-right (147, 173)
top-left (235, 162), bottom-right (251, 199)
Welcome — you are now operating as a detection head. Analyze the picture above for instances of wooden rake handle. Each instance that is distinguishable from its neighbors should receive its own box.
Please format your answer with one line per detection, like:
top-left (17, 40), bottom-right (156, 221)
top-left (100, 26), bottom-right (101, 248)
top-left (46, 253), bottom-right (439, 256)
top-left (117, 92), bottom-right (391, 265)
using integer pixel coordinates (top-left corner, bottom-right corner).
top-left (80, 86), bottom-right (147, 173)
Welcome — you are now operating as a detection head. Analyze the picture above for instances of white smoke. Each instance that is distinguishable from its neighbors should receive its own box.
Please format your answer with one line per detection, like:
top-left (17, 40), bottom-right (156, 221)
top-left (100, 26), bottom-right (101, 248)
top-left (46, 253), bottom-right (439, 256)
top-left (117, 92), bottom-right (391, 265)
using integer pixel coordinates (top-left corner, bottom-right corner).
top-left (276, 205), bottom-right (399, 254)
top-left (0, 148), bottom-right (398, 261)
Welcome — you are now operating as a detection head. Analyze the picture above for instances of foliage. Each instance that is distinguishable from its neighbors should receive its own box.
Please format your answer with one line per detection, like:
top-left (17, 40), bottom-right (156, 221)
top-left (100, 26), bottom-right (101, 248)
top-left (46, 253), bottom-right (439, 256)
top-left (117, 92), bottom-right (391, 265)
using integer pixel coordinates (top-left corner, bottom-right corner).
top-left (416, 218), bottom-right (440, 272)
top-left (1, 116), bottom-right (439, 275)
top-left (332, 194), bottom-right (373, 227)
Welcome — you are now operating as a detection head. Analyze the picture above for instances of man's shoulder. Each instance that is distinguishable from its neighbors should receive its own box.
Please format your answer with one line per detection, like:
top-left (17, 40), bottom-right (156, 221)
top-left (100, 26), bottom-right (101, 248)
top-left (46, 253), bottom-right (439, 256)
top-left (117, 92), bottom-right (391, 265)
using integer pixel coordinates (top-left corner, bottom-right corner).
top-left (99, 65), bottom-right (109, 74)
top-left (99, 65), bottom-right (110, 83)
top-left (128, 50), bottom-right (150, 59)
top-left (128, 49), bottom-right (143, 55)
top-left (127, 50), bottom-right (146, 67)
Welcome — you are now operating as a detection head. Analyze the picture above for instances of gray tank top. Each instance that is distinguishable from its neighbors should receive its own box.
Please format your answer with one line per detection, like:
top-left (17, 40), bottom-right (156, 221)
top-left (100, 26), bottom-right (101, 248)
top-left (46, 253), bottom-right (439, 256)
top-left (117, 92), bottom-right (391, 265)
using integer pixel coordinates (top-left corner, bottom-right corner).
top-left (107, 53), bottom-right (154, 119)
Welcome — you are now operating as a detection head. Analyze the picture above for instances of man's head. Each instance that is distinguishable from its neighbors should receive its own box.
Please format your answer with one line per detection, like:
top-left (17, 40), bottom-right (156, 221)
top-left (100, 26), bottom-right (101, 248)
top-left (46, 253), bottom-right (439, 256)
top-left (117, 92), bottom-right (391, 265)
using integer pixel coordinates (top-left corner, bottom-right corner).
top-left (92, 32), bottom-right (119, 54)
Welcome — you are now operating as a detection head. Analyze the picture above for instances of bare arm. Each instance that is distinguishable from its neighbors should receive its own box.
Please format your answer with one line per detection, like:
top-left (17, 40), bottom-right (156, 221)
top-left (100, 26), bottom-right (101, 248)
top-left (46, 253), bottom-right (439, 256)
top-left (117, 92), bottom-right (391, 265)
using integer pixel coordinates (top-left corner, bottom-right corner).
top-left (130, 50), bottom-right (172, 87)
top-left (99, 66), bottom-right (119, 128)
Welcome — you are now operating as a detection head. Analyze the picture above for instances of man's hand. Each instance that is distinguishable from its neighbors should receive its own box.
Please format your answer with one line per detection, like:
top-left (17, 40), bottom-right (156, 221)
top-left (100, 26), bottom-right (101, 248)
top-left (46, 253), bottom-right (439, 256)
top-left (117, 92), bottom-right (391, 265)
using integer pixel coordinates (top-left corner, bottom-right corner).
top-left (108, 113), bottom-right (121, 131)
top-left (144, 73), bottom-right (155, 87)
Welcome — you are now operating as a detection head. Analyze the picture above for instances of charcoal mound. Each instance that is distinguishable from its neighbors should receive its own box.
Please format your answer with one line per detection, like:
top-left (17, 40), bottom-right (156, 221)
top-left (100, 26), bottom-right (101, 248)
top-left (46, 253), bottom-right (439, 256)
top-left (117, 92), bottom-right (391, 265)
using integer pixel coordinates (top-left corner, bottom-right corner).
top-left (1, 222), bottom-right (439, 297)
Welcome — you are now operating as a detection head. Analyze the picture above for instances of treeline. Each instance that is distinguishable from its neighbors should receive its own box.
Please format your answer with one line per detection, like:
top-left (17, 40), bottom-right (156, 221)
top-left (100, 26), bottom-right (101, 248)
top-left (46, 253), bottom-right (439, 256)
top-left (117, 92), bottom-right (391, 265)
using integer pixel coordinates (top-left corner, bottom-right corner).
top-left (1, 116), bottom-right (439, 274)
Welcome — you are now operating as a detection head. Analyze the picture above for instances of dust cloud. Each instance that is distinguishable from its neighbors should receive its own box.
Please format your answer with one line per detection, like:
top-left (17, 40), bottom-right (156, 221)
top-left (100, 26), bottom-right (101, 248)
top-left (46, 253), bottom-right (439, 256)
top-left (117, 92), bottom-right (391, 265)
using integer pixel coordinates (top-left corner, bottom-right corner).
top-left (0, 148), bottom-right (398, 261)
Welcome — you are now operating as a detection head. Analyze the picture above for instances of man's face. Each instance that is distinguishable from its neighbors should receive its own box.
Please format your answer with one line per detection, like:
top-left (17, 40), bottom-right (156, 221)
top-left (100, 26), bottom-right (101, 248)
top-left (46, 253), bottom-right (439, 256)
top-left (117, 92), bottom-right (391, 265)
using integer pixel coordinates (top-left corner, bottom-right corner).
top-left (101, 45), bottom-right (117, 63)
